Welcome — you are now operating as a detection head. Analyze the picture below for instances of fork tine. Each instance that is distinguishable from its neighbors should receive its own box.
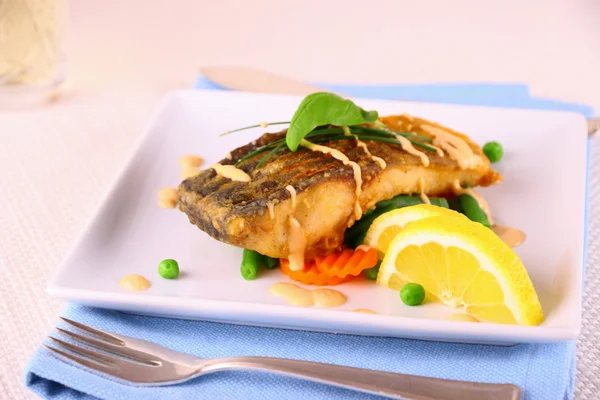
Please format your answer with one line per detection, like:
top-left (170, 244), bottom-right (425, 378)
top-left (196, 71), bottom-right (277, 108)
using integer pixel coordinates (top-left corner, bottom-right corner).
top-left (44, 345), bottom-right (121, 377)
top-left (48, 336), bottom-right (118, 366)
top-left (56, 327), bottom-right (160, 365)
top-left (60, 317), bottom-right (124, 345)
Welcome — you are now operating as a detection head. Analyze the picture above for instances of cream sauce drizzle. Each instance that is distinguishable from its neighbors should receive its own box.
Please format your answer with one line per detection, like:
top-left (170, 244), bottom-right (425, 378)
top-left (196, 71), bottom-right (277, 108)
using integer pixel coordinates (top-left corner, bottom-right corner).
top-left (353, 308), bottom-right (377, 314)
top-left (225, 152), bottom-right (232, 160)
top-left (287, 217), bottom-right (307, 271)
top-left (211, 163), bottom-right (251, 182)
top-left (355, 244), bottom-right (373, 252)
top-left (421, 124), bottom-right (480, 169)
top-left (269, 283), bottom-right (347, 308)
top-left (492, 225), bottom-right (526, 248)
top-left (266, 201), bottom-right (275, 220)
top-left (119, 274), bottom-right (151, 291)
top-left (357, 140), bottom-right (387, 169)
top-left (431, 145), bottom-right (445, 157)
top-left (259, 121), bottom-right (269, 128)
top-left (395, 135), bottom-right (430, 167)
top-left (285, 185), bottom-right (297, 212)
top-left (342, 126), bottom-right (386, 169)
top-left (452, 180), bottom-right (495, 225)
top-left (301, 139), bottom-right (362, 220)
top-left (418, 178), bottom-right (431, 205)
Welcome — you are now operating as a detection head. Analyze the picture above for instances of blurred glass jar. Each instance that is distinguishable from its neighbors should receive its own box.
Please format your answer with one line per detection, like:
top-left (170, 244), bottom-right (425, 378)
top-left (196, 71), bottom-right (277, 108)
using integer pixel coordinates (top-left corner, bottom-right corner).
top-left (0, 0), bottom-right (67, 105)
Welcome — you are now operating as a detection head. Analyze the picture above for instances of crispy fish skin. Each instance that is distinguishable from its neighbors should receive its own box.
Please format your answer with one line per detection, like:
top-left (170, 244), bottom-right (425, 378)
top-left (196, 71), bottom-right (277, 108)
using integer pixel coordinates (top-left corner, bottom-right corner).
top-left (178, 115), bottom-right (502, 259)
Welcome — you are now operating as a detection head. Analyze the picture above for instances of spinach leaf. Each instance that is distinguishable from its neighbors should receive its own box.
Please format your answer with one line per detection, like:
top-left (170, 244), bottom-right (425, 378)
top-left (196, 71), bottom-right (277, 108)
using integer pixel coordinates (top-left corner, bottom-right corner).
top-left (285, 92), bottom-right (379, 151)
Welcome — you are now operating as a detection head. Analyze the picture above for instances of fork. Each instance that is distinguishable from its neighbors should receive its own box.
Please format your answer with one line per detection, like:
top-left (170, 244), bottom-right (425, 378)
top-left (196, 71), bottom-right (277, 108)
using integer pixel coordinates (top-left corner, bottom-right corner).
top-left (46, 318), bottom-right (520, 400)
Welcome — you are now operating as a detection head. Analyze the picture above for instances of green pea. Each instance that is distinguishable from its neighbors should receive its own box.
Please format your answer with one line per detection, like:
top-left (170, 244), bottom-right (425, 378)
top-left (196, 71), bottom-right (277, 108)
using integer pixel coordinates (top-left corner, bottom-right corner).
top-left (399, 283), bottom-right (426, 306)
top-left (483, 141), bottom-right (503, 163)
top-left (364, 261), bottom-right (381, 280)
top-left (241, 249), bottom-right (263, 280)
top-left (158, 259), bottom-right (179, 279)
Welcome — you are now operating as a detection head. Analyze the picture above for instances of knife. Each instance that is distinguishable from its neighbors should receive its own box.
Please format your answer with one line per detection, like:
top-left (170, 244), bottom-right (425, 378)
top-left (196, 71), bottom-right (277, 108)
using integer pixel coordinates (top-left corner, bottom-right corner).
top-left (199, 66), bottom-right (599, 136)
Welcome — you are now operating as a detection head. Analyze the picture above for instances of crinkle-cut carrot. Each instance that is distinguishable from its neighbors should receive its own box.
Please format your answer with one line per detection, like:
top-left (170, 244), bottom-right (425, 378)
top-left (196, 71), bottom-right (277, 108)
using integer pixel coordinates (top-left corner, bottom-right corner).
top-left (314, 248), bottom-right (378, 276)
top-left (280, 261), bottom-right (351, 286)
top-left (279, 248), bottom-right (378, 286)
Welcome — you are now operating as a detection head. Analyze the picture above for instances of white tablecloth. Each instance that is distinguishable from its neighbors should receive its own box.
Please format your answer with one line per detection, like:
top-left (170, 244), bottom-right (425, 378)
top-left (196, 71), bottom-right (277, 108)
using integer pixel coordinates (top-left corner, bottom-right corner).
top-left (1, 1), bottom-right (599, 398)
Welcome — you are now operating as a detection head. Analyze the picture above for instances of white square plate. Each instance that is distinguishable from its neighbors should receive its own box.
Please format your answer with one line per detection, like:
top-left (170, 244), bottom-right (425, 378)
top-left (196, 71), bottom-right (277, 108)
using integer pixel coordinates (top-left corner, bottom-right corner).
top-left (48, 90), bottom-right (587, 344)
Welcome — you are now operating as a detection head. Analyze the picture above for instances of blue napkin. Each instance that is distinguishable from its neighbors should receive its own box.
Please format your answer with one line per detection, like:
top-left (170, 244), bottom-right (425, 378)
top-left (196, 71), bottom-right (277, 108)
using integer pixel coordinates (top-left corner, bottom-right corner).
top-left (25, 78), bottom-right (594, 400)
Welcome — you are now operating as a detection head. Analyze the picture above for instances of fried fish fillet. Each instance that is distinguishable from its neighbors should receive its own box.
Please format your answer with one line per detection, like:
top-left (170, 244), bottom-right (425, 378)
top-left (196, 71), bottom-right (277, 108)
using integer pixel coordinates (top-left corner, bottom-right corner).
top-left (178, 115), bottom-right (502, 259)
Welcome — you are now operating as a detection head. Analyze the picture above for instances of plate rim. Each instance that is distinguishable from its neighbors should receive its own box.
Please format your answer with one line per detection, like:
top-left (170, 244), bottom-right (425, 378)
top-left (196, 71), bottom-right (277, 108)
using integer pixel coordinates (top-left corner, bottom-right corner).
top-left (47, 89), bottom-right (588, 344)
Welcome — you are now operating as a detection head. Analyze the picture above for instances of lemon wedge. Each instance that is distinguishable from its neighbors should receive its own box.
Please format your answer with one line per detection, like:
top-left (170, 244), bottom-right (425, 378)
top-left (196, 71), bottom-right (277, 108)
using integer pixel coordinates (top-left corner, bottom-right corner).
top-left (364, 204), bottom-right (467, 259)
top-left (377, 215), bottom-right (544, 326)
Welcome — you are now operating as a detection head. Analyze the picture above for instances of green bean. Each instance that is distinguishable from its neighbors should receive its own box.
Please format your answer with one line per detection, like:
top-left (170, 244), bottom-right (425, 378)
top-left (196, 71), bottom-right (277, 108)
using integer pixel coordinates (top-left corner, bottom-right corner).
top-left (375, 194), bottom-right (449, 210)
top-left (344, 196), bottom-right (449, 247)
top-left (459, 194), bottom-right (491, 228)
top-left (446, 197), bottom-right (464, 214)
top-left (263, 256), bottom-right (279, 269)
top-left (364, 261), bottom-right (381, 280)
top-left (240, 249), bottom-right (263, 280)
top-left (345, 204), bottom-right (396, 247)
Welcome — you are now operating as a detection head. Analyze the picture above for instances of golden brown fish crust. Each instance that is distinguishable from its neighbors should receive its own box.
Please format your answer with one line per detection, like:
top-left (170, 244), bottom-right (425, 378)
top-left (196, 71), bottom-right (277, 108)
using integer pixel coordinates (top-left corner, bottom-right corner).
top-left (178, 115), bottom-right (502, 259)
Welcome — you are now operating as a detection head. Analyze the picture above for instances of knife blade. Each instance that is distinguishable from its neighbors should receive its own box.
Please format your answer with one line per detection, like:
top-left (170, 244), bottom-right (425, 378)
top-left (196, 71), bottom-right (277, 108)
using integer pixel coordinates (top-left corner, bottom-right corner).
top-left (199, 66), bottom-right (326, 96)
top-left (199, 66), bottom-right (598, 136)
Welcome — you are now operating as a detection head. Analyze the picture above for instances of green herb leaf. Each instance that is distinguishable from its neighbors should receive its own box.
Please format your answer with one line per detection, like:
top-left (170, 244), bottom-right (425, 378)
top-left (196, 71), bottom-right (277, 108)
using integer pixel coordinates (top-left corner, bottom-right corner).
top-left (286, 92), bottom-right (378, 151)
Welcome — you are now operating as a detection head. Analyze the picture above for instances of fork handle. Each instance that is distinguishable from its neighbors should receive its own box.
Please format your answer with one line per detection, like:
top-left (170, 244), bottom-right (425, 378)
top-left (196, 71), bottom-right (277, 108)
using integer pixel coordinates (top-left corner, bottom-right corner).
top-left (202, 356), bottom-right (520, 400)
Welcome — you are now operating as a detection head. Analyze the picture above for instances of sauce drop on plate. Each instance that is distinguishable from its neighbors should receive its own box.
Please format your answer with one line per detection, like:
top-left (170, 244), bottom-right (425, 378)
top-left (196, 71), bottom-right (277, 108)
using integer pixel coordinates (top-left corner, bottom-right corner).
top-left (119, 274), bottom-right (151, 291)
top-left (269, 282), bottom-right (347, 308)
top-left (158, 187), bottom-right (178, 209)
top-left (492, 225), bottom-right (526, 248)
top-left (447, 313), bottom-right (479, 322)
top-left (353, 308), bottom-right (377, 314)
top-left (181, 167), bottom-right (201, 179)
top-left (178, 154), bottom-right (204, 169)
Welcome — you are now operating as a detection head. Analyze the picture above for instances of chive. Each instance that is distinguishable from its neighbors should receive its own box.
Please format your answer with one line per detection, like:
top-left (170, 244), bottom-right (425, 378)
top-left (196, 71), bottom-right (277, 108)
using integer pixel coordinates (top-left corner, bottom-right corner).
top-left (310, 136), bottom-right (356, 143)
top-left (406, 140), bottom-right (439, 153)
top-left (234, 125), bottom-right (436, 168)
top-left (354, 135), bottom-right (438, 153)
top-left (349, 126), bottom-right (396, 138)
top-left (220, 121), bottom-right (290, 136)
top-left (306, 128), bottom-right (346, 136)
top-left (352, 126), bottom-right (433, 142)
top-left (236, 128), bottom-right (346, 166)
top-left (256, 142), bottom-right (286, 168)
top-left (235, 139), bottom-right (284, 166)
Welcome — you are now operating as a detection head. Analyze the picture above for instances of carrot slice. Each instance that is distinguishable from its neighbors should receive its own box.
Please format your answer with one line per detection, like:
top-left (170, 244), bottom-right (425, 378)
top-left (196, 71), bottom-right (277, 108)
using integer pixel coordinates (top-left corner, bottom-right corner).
top-left (280, 248), bottom-right (378, 286)
top-left (315, 248), bottom-right (378, 276)
top-left (280, 260), bottom-right (351, 286)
